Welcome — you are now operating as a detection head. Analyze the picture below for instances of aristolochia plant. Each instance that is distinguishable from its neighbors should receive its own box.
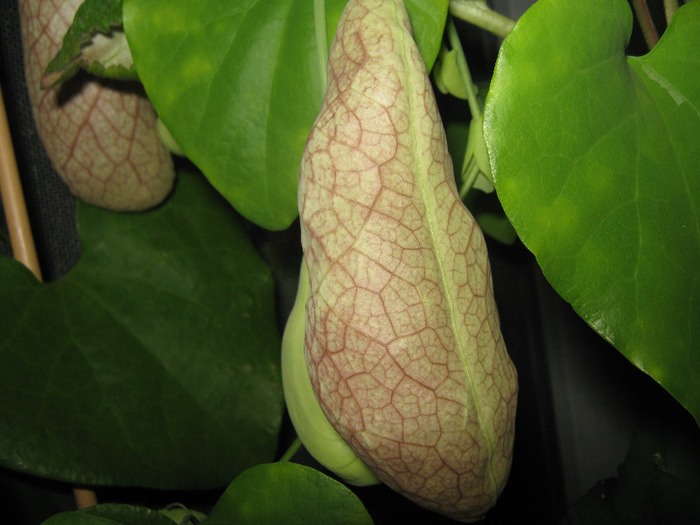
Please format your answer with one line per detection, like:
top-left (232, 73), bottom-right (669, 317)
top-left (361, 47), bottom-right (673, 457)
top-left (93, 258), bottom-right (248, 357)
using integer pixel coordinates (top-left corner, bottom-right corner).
top-left (294, 0), bottom-right (517, 520)
top-left (2, 0), bottom-right (699, 522)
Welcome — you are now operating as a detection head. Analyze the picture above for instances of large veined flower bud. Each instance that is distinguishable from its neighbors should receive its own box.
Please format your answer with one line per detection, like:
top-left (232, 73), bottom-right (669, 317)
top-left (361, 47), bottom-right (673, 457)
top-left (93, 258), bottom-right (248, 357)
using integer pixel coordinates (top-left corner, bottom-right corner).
top-left (297, 0), bottom-right (518, 521)
top-left (19, 0), bottom-right (174, 211)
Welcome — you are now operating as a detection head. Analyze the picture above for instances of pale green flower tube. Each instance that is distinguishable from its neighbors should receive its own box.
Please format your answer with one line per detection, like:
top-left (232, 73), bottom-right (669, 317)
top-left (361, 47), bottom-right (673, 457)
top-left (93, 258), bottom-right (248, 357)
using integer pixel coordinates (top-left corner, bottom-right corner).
top-left (281, 261), bottom-right (379, 487)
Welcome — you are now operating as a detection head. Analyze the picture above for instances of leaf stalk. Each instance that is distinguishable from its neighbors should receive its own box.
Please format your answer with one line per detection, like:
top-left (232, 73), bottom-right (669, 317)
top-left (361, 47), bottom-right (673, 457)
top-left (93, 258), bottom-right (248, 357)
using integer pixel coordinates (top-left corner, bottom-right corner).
top-left (631, 0), bottom-right (660, 49)
top-left (664, 0), bottom-right (679, 25)
top-left (448, 0), bottom-right (515, 38)
top-left (279, 438), bottom-right (302, 463)
top-left (446, 19), bottom-right (480, 121)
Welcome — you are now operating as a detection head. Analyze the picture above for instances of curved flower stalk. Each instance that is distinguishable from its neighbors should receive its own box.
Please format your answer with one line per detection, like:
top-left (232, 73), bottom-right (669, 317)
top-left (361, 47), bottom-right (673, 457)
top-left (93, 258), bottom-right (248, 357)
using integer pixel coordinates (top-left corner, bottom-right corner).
top-left (297, 0), bottom-right (518, 521)
top-left (19, 0), bottom-right (174, 211)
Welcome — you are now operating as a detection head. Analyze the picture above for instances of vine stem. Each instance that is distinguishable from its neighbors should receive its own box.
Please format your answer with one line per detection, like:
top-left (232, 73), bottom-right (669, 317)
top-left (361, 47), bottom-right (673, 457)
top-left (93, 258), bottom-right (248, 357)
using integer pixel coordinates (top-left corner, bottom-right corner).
top-left (446, 19), bottom-right (480, 121)
top-left (448, 0), bottom-right (515, 38)
top-left (459, 159), bottom-right (481, 200)
top-left (664, 0), bottom-right (679, 24)
top-left (631, 0), bottom-right (660, 49)
top-left (445, 20), bottom-right (486, 198)
top-left (279, 438), bottom-right (302, 463)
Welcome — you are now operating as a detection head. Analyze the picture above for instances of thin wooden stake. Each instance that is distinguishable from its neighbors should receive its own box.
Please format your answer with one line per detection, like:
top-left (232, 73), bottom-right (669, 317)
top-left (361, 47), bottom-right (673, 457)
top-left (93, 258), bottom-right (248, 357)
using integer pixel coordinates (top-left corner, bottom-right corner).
top-left (0, 82), bottom-right (41, 280)
top-left (1, 82), bottom-right (98, 509)
top-left (73, 487), bottom-right (99, 509)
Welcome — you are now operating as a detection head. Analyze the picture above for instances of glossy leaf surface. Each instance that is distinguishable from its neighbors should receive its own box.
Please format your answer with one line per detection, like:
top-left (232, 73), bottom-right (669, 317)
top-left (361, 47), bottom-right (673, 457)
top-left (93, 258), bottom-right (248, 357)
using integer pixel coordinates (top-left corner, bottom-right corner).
top-left (485, 0), bottom-right (700, 423)
top-left (0, 172), bottom-right (283, 489)
top-left (123, 0), bottom-right (447, 230)
top-left (202, 462), bottom-right (373, 525)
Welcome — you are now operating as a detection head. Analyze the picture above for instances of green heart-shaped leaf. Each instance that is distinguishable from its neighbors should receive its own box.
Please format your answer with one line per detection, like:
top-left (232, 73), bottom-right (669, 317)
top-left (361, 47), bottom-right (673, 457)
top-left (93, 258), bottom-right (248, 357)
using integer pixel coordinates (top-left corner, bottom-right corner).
top-left (122, 0), bottom-right (447, 230)
top-left (485, 0), bottom-right (700, 423)
top-left (42, 504), bottom-right (175, 525)
top-left (0, 172), bottom-right (283, 489)
top-left (202, 462), bottom-right (373, 525)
